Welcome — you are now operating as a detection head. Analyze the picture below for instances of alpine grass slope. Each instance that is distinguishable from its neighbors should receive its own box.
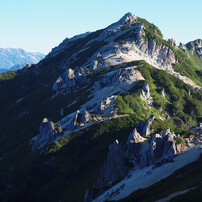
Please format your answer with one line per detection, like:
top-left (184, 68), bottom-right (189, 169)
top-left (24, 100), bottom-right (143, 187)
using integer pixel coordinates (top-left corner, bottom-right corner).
top-left (0, 12), bottom-right (201, 202)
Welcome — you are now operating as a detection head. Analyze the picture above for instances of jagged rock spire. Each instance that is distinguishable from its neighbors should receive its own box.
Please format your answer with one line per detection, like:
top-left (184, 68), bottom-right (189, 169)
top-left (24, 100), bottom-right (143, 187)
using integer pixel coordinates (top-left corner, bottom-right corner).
top-left (32, 118), bottom-right (59, 151)
top-left (118, 12), bottom-right (137, 25)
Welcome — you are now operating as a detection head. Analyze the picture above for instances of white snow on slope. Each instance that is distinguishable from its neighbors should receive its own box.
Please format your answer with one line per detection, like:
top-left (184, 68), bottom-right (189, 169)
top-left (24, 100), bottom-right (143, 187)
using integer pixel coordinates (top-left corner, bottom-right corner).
top-left (93, 146), bottom-right (202, 202)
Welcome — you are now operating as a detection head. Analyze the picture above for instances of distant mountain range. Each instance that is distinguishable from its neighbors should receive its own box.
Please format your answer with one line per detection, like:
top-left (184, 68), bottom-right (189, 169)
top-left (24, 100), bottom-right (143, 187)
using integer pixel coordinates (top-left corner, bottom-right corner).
top-left (0, 48), bottom-right (45, 72)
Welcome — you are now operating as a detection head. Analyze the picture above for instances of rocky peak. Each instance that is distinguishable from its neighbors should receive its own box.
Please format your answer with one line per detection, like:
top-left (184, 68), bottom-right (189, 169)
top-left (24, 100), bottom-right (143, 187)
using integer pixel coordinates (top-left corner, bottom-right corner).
top-left (96, 140), bottom-right (128, 188)
top-left (128, 128), bottom-right (146, 143)
top-left (118, 12), bottom-right (137, 25)
top-left (149, 134), bottom-right (164, 163)
top-left (76, 110), bottom-right (91, 124)
top-left (136, 114), bottom-right (156, 137)
top-left (168, 38), bottom-right (177, 48)
top-left (125, 128), bottom-right (148, 167)
top-left (32, 118), bottom-right (59, 151)
top-left (162, 131), bottom-right (177, 160)
top-left (163, 127), bottom-right (171, 137)
top-left (142, 83), bottom-right (150, 96)
top-left (84, 140), bottom-right (128, 202)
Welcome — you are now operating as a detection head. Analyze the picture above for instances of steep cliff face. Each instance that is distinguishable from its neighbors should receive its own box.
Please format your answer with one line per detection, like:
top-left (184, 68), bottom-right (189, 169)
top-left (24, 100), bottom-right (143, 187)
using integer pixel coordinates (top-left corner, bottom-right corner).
top-left (97, 140), bottom-right (128, 187)
top-left (84, 116), bottom-right (182, 202)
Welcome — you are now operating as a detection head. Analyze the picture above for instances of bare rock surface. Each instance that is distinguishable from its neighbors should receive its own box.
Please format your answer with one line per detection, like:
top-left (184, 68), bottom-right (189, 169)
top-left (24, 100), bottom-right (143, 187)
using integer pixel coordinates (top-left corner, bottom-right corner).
top-left (32, 118), bottom-right (60, 151)
top-left (84, 116), bottom-right (184, 202)
top-left (140, 83), bottom-right (153, 105)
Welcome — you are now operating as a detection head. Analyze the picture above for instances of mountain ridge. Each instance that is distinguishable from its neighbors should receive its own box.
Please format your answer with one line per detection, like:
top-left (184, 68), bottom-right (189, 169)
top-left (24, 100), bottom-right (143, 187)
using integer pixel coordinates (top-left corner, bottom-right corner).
top-left (0, 12), bottom-right (201, 202)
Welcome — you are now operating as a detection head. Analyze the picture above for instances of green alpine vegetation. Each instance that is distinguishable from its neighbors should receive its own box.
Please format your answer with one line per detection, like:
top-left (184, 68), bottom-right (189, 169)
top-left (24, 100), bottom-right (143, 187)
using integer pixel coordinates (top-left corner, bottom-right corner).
top-left (0, 12), bottom-right (201, 202)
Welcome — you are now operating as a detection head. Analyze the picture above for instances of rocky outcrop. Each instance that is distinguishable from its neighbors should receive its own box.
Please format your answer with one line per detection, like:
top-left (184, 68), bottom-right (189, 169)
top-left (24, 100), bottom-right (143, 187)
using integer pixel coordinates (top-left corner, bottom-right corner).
top-left (84, 140), bottom-right (128, 202)
top-left (98, 95), bottom-right (118, 117)
top-left (52, 68), bottom-right (75, 90)
top-left (97, 140), bottom-right (128, 187)
top-left (85, 119), bottom-right (181, 201)
top-left (32, 110), bottom-right (94, 151)
top-left (52, 68), bottom-right (87, 95)
top-left (82, 67), bottom-right (144, 114)
top-left (186, 39), bottom-right (202, 59)
top-left (125, 129), bottom-right (149, 167)
top-left (179, 42), bottom-right (189, 55)
top-left (151, 129), bottom-right (177, 167)
top-left (77, 110), bottom-right (91, 124)
top-left (140, 83), bottom-right (153, 105)
top-left (136, 114), bottom-right (156, 137)
top-left (58, 109), bottom-right (92, 130)
top-left (32, 118), bottom-right (60, 151)
top-left (91, 37), bottom-right (176, 72)
top-left (99, 67), bottom-right (144, 88)
top-left (117, 12), bottom-right (137, 26)
top-left (168, 38), bottom-right (177, 48)
top-left (161, 89), bottom-right (166, 99)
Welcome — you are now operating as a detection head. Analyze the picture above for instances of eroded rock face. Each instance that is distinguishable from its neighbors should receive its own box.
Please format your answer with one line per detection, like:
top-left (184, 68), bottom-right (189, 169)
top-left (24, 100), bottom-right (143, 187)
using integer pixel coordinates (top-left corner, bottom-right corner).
top-left (186, 39), bottom-right (202, 59)
top-left (53, 68), bottom-right (75, 90)
top-left (98, 67), bottom-right (144, 88)
top-left (149, 134), bottom-right (164, 164)
top-left (151, 130), bottom-right (177, 167)
top-left (179, 42), bottom-right (189, 56)
top-left (77, 110), bottom-right (91, 124)
top-left (58, 109), bottom-right (92, 130)
top-left (98, 95), bottom-right (118, 117)
top-left (141, 114), bottom-right (155, 137)
top-left (52, 68), bottom-right (87, 95)
top-left (94, 37), bottom-right (176, 72)
top-left (32, 118), bottom-right (59, 151)
top-left (168, 38), bottom-right (177, 48)
top-left (85, 140), bottom-right (129, 202)
top-left (140, 83), bottom-right (153, 105)
top-left (125, 129), bottom-right (149, 167)
top-left (85, 122), bottom-right (181, 201)
top-left (161, 89), bottom-right (166, 99)
top-left (97, 140), bottom-right (128, 188)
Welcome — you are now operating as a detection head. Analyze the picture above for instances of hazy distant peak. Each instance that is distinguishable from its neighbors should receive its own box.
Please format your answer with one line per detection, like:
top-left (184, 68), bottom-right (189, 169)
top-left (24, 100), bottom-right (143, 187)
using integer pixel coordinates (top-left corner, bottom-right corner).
top-left (0, 48), bottom-right (45, 69)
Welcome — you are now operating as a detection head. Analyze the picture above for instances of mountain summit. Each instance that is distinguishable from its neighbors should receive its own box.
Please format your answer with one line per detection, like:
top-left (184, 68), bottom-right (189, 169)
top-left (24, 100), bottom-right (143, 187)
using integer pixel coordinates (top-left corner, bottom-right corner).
top-left (116, 12), bottom-right (137, 25)
top-left (0, 12), bottom-right (201, 202)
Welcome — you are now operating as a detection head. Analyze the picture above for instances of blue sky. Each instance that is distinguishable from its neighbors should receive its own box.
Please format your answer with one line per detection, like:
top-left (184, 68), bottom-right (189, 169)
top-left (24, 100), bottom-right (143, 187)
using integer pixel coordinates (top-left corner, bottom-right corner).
top-left (1, 0), bottom-right (201, 54)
